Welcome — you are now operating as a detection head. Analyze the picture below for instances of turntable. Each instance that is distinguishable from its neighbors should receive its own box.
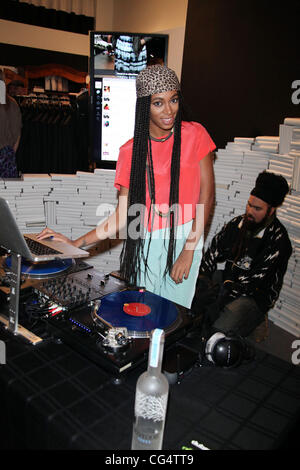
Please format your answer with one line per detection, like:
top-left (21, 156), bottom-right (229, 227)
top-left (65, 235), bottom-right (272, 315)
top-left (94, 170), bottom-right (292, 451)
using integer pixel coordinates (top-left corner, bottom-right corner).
top-left (92, 289), bottom-right (181, 338)
top-left (0, 255), bottom-right (91, 294)
top-left (51, 287), bottom-right (195, 379)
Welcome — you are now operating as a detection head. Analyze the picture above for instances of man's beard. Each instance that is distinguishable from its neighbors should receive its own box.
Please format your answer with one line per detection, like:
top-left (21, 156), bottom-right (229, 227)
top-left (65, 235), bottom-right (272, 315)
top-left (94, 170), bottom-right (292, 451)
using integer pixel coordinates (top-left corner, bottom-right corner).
top-left (243, 210), bottom-right (271, 233)
top-left (232, 208), bottom-right (274, 261)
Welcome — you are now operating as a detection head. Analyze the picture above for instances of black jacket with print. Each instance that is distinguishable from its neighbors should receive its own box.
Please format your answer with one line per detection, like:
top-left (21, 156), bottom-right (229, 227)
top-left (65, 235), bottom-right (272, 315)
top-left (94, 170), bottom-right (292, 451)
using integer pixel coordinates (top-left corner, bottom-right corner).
top-left (200, 215), bottom-right (292, 313)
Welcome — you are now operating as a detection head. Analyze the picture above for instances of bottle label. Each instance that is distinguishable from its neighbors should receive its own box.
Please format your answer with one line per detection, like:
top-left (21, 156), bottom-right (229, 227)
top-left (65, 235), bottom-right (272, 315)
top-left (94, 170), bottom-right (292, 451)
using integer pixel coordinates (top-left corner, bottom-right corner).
top-left (135, 389), bottom-right (168, 421)
top-left (149, 329), bottom-right (163, 368)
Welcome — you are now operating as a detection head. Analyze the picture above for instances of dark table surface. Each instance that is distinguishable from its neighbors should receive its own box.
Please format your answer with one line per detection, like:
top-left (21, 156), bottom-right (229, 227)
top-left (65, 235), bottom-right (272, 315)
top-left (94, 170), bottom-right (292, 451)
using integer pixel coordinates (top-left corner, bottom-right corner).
top-left (0, 322), bottom-right (299, 451)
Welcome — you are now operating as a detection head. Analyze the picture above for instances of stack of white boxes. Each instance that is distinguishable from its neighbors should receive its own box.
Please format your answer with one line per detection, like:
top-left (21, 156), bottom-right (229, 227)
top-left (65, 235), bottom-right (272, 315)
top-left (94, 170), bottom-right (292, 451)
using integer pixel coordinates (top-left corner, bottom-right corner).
top-left (206, 117), bottom-right (300, 337)
top-left (43, 170), bottom-right (122, 273)
top-left (0, 169), bottom-right (122, 274)
top-left (279, 118), bottom-right (300, 191)
top-left (0, 174), bottom-right (51, 233)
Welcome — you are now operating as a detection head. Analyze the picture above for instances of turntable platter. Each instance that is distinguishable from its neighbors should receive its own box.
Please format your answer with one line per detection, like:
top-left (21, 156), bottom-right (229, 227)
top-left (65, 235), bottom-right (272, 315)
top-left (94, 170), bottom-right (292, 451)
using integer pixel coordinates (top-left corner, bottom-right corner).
top-left (94, 290), bottom-right (181, 338)
top-left (5, 257), bottom-right (74, 279)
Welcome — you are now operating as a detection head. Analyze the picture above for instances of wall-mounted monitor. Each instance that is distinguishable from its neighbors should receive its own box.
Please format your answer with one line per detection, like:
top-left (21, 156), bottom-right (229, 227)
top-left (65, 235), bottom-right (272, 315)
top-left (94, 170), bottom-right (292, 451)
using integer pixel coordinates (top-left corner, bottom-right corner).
top-left (91, 32), bottom-right (168, 77)
top-left (90, 32), bottom-right (169, 168)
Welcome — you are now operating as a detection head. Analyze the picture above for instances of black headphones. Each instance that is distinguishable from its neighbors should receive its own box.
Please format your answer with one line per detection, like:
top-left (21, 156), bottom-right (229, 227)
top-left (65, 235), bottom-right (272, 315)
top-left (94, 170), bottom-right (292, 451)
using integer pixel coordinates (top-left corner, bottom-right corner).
top-left (204, 331), bottom-right (255, 368)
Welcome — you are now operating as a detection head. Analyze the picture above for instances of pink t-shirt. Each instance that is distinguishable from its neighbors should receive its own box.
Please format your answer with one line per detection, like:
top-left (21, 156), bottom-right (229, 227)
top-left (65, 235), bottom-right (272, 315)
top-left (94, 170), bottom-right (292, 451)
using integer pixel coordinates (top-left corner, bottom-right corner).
top-left (114, 121), bottom-right (215, 231)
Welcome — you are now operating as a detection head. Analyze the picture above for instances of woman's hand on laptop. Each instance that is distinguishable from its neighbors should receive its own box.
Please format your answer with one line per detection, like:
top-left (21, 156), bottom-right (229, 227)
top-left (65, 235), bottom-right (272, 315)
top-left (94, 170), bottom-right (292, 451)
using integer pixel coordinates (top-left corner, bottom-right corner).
top-left (36, 227), bottom-right (75, 246)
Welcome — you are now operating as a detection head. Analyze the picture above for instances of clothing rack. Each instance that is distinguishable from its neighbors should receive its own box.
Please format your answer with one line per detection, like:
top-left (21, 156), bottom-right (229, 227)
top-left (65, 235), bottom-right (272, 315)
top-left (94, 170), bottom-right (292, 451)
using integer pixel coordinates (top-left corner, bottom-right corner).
top-left (15, 92), bottom-right (89, 174)
top-left (14, 92), bottom-right (77, 108)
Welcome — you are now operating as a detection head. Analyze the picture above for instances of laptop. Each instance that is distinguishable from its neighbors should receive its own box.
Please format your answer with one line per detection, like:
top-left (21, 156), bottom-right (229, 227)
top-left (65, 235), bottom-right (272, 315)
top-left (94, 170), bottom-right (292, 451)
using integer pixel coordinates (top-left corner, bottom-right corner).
top-left (0, 197), bottom-right (89, 262)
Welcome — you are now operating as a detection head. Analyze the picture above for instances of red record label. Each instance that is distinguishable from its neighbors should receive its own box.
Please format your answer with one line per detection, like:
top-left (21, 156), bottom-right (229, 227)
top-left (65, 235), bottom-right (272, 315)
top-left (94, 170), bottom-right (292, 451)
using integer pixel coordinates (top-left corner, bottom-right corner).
top-left (123, 302), bottom-right (151, 317)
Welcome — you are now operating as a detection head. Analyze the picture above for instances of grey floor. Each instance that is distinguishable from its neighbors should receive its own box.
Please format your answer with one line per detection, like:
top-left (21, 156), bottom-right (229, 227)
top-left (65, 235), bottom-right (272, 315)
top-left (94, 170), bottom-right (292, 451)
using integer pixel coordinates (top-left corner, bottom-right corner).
top-left (248, 320), bottom-right (298, 365)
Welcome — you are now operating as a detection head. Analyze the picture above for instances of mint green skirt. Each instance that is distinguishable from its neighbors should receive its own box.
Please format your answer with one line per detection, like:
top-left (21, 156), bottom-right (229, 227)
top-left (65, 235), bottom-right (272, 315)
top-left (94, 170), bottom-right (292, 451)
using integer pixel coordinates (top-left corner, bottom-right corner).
top-left (137, 220), bottom-right (203, 309)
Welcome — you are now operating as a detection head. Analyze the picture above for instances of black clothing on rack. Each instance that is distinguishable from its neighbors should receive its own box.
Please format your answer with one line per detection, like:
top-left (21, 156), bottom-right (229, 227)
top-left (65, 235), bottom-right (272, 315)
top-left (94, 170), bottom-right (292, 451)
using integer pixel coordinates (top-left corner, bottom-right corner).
top-left (15, 94), bottom-right (89, 174)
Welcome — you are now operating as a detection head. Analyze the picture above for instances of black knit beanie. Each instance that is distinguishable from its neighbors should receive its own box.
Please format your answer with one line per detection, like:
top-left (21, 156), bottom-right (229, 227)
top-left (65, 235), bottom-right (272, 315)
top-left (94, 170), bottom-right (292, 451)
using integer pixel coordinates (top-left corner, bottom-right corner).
top-left (250, 171), bottom-right (289, 207)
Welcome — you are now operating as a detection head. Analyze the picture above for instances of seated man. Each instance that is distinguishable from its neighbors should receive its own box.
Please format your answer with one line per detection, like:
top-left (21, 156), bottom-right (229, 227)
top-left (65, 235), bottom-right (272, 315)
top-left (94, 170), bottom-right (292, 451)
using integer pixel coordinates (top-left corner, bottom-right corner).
top-left (191, 171), bottom-right (292, 339)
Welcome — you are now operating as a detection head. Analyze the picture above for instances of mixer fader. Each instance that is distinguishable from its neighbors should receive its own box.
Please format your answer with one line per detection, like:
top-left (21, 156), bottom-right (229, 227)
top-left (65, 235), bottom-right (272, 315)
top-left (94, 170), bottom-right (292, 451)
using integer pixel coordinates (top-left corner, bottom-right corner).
top-left (33, 269), bottom-right (127, 310)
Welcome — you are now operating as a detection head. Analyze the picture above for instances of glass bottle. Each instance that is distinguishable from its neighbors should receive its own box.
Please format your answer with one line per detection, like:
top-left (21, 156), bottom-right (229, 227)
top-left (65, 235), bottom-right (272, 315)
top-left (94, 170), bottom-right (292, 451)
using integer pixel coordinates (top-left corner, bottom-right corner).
top-left (131, 328), bottom-right (169, 450)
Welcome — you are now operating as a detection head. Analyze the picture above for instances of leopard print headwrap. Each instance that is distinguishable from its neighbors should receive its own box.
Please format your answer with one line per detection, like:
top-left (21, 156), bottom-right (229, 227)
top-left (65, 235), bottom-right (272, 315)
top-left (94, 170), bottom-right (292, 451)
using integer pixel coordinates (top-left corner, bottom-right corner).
top-left (136, 64), bottom-right (180, 98)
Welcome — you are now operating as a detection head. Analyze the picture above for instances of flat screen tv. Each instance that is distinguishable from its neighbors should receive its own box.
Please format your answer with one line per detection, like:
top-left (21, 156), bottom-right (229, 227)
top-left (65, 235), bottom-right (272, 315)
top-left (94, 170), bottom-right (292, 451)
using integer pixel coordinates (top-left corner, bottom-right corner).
top-left (89, 31), bottom-right (169, 168)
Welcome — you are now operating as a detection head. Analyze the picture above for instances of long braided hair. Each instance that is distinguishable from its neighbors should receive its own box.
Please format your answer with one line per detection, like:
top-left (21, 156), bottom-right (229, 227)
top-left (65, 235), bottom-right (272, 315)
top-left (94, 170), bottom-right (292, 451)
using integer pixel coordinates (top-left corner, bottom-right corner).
top-left (119, 92), bottom-right (183, 286)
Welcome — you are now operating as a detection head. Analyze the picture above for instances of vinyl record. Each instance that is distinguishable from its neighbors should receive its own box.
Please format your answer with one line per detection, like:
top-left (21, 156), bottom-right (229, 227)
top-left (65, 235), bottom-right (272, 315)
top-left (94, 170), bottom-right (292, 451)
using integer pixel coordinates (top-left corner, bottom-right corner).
top-left (5, 256), bottom-right (74, 279)
top-left (96, 290), bottom-right (180, 337)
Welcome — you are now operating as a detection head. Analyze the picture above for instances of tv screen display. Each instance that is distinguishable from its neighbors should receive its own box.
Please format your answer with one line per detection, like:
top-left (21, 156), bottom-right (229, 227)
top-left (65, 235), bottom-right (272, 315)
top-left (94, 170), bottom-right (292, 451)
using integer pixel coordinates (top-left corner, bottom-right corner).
top-left (93, 76), bottom-right (137, 165)
top-left (91, 31), bottom-right (168, 77)
top-left (90, 32), bottom-right (169, 168)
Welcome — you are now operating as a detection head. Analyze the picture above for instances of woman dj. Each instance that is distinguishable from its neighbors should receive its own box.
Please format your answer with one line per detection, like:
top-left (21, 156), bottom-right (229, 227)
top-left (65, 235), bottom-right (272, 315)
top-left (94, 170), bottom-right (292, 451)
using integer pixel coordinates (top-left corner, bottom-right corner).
top-left (38, 65), bottom-right (215, 308)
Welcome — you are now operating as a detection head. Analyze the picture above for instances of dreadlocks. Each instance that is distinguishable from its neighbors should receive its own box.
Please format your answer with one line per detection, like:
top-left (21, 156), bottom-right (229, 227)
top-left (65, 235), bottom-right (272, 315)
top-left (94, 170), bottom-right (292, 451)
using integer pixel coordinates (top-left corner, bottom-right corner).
top-left (119, 93), bottom-right (183, 286)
